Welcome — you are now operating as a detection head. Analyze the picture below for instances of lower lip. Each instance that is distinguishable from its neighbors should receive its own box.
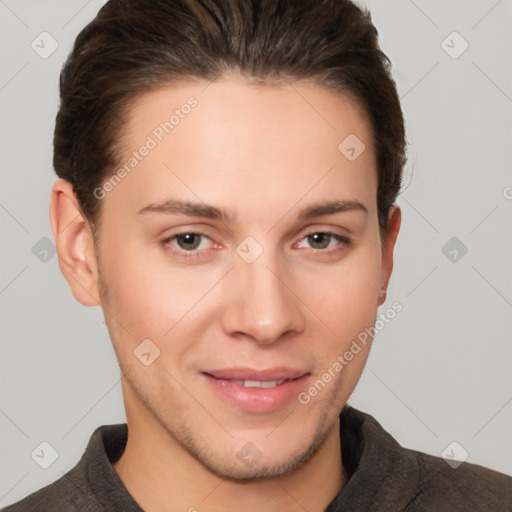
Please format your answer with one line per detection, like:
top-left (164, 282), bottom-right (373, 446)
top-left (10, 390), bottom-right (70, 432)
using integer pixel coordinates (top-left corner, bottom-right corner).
top-left (202, 373), bottom-right (311, 413)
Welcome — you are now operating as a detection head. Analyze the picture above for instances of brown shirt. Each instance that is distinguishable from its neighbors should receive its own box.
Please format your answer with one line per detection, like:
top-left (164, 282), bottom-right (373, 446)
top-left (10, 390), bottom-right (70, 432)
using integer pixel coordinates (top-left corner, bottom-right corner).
top-left (3, 406), bottom-right (511, 511)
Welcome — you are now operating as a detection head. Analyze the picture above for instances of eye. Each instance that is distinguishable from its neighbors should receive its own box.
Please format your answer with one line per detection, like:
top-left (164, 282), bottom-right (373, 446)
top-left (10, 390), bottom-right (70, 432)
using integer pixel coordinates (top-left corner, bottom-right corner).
top-left (160, 232), bottom-right (215, 258)
top-left (296, 232), bottom-right (351, 253)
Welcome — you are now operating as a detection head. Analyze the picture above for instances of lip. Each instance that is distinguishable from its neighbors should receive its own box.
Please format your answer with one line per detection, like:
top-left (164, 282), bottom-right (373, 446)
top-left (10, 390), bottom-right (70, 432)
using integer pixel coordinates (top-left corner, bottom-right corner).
top-left (204, 367), bottom-right (308, 381)
top-left (201, 367), bottom-right (311, 413)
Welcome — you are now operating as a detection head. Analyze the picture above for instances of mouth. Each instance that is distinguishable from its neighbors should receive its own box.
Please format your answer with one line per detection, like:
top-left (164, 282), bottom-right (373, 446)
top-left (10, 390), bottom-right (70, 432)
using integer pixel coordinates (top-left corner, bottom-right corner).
top-left (201, 367), bottom-right (311, 413)
top-left (228, 379), bottom-right (287, 388)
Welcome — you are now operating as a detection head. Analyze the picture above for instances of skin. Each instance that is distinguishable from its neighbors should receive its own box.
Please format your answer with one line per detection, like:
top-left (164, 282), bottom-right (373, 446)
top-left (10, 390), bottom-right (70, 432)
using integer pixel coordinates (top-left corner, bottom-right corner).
top-left (50, 73), bottom-right (401, 512)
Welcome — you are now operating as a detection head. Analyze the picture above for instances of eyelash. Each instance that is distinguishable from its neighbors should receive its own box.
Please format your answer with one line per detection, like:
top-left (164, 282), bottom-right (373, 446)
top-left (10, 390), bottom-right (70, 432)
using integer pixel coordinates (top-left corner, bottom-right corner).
top-left (160, 231), bottom-right (351, 260)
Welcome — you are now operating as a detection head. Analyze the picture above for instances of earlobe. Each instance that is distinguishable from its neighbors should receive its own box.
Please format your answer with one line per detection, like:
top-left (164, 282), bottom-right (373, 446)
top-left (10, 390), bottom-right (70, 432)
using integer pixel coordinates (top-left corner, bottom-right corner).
top-left (49, 179), bottom-right (101, 307)
top-left (378, 205), bottom-right (401, 306)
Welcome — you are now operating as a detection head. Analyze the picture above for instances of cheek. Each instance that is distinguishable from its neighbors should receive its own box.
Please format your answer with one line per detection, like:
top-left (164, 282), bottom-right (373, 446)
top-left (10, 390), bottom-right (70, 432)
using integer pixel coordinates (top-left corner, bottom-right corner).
top-left (301, 266), bottom-right (379, 407)
top-left (296, 243), bottom-right (381, 390)
top-left (98, 244), bottom-right (178, 336)
top-left (99, 242), bottom-right (223, 350)
top-left (302, 247), bottom-right (381, 331)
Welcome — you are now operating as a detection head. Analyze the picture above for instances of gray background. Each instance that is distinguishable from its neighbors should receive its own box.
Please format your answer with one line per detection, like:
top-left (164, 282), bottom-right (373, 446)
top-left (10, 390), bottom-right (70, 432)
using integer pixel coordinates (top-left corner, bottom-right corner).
top-left (1, 0), bottom-right (511, 506)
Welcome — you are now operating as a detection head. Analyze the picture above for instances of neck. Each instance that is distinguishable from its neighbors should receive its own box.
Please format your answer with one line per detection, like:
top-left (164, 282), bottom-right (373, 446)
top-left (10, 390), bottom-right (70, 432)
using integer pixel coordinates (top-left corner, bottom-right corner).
top-left (114, 394), bottom-right (347, 512)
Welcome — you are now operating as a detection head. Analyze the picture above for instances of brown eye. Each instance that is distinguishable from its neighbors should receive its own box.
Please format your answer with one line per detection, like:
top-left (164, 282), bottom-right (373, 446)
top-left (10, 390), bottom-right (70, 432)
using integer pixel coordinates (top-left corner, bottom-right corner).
top-left (295, 231), bottom-right (351, 255)
top-left (307, 233), bottom-right (332, 249)
top-left (175, 233), bottom-right (203, 251)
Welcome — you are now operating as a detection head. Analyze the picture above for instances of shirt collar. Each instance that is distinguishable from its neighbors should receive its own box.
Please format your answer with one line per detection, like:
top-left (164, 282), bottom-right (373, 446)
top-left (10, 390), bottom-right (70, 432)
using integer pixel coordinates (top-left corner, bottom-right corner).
top-left (80, 405), bottom-right (419, 511)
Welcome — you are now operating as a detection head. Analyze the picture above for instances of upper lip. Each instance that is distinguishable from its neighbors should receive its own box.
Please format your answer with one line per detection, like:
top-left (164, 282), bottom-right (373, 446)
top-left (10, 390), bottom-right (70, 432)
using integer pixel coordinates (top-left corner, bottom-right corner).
top-left (203, 367), bottom-right (309, 381)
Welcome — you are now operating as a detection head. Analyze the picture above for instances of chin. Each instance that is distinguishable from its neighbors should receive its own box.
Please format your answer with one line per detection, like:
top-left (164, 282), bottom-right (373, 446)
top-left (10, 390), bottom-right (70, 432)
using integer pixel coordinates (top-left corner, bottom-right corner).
top-left (171, 413), bottom-right (333, 482)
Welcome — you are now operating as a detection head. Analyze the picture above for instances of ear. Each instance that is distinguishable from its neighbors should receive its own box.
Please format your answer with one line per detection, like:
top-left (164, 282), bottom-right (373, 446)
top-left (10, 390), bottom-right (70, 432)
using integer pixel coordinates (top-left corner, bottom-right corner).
top-left (49, 179), bottom-right (101, 307)
top-left (378, 205), bottom-right (401, 306)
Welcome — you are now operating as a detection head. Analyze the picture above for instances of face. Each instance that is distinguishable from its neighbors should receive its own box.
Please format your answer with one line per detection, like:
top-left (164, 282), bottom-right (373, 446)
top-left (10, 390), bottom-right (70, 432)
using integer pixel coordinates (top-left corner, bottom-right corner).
top-left (57, 74), bottom-right (400, 480)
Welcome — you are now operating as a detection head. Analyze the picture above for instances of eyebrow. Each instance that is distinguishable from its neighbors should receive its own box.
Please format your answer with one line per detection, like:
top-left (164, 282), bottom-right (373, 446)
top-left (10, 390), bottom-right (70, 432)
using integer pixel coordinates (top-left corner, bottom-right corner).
top-left (137, 199), bottom-right (236, 223)
top-left (137, 198), bottom-right (367, 223)
top-left (299, 200), bottom-right (367, 219)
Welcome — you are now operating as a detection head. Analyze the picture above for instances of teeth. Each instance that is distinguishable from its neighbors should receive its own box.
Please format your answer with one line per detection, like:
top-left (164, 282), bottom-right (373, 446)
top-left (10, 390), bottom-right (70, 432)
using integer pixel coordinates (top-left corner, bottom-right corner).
top-left (231, 379), bottom-right (286, 388)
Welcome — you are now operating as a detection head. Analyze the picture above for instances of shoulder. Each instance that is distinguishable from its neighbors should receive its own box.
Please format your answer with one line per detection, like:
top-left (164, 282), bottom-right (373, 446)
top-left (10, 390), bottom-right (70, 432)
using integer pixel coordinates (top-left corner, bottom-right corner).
top-left (1, 424), bottom-right (127, 512)
top-left (404, 447), bottom-right (512, 511)
top-left (340, 406), bottom-right (512, 511)
top-left (1, 465), bottom-right (96, 511)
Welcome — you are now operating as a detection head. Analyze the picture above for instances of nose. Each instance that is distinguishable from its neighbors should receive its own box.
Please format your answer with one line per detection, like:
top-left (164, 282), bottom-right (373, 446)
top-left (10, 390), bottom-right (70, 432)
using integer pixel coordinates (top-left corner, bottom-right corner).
top-left (220, 247), bottom-right (306, 345)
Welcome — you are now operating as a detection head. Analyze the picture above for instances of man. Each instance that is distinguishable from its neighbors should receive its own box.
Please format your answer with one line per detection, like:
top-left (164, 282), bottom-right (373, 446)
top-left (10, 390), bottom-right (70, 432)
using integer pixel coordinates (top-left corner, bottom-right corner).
top-left (3, 0), bottom-right (511, 510)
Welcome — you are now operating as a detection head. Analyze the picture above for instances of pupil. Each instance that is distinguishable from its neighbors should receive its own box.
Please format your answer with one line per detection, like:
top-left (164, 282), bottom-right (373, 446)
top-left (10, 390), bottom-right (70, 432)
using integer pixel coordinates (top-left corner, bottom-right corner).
top-left (178, 233), bottom-right (200, 250)
top-left (309, 233), bottom-right (329, 249)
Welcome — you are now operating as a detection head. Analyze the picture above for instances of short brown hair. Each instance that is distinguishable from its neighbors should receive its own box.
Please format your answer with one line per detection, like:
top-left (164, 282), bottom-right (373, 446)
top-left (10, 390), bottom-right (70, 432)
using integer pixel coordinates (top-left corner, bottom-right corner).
top-left (54, 0), bottom-right (406, 238)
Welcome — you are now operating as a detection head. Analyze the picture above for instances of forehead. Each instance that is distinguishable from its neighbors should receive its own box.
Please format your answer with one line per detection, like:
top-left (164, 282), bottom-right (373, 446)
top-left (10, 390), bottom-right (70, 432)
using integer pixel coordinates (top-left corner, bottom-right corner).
top-left (102, 76), bottom-right (377, 222)
top-left (122, 75), bottom-right (374, 152)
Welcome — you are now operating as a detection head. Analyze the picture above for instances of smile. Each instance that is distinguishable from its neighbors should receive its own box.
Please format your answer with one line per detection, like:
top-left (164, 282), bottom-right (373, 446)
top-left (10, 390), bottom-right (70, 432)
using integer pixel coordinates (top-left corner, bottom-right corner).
top-left (201, 368), bottom-right (311, 413)
top-left (230, 379), bottom-right (286, 388)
